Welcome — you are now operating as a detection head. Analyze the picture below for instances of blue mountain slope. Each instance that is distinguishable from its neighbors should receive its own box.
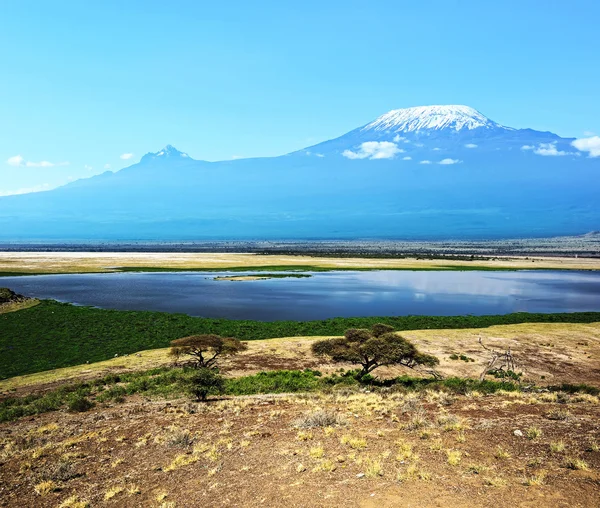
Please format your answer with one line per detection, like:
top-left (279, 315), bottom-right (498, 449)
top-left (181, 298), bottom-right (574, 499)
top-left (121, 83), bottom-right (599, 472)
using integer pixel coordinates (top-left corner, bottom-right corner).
top-left (0, 107), bottom-right (598, 240)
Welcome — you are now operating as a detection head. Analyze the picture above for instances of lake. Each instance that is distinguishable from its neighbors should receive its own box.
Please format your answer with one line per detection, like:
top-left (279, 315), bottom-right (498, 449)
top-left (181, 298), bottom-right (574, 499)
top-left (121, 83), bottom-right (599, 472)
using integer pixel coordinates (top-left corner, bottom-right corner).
top-left (2, 270), bottom-right (600, 321)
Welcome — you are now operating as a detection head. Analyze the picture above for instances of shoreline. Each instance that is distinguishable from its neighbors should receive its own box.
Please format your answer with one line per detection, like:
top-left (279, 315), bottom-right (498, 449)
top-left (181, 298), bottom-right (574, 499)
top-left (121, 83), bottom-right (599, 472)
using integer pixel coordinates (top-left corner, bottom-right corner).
top-left (1, 251), bottom-right (600, 276)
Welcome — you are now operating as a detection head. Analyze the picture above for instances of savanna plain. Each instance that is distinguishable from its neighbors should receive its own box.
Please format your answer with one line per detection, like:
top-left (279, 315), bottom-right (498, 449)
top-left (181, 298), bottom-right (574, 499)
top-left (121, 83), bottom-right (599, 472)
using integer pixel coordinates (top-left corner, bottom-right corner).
top-left (0, 252), bottom-right (599, 507)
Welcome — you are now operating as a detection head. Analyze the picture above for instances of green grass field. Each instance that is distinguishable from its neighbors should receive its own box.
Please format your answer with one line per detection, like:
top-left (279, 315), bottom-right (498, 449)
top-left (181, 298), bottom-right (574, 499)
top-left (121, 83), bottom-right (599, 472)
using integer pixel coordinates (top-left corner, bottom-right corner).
top-left (2, 300), bottom-right (600, 379)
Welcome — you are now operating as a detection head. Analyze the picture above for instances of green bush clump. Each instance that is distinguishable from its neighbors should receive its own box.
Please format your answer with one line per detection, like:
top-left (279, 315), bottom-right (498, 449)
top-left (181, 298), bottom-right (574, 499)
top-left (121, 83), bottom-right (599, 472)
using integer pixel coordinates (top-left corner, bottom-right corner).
top-left (67, 395), bottom-right (94, 412)
top-left (225, 370), bottom-right (323, 395)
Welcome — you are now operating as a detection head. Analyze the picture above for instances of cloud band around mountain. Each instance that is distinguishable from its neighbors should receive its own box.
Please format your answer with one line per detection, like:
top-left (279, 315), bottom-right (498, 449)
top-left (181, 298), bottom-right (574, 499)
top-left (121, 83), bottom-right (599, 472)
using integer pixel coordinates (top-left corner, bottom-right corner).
top-left (342, 141), bottom-right (403, 160)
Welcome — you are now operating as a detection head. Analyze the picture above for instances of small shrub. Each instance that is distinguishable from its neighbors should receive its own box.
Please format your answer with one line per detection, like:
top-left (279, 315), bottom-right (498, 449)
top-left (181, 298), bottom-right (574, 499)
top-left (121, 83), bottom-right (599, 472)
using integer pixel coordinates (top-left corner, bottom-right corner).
top-left (293, 410), bottom-right (346, 428)
top-left (484, 476), bottom-right (507, 487)
top-left (564, 457), bottom-right (589, 470)
top-left (364, 459), bottom-right (383, 477)
top-left (526, 427), bottom-right (542, 440)
top-left (494, 446), bottom-right (511, 459)
top-left (446, 449), bottom-right (462, 466)
top-left (184, 368), bottom-right (224, 401)
top-left (34, 480), bottom-right (58, 496)
top-left (67, 395), bottom-right (94, 413)
top-left (309, 446), bottom-right (324, 459)
top-left (523, 472), bottom-right (546, 486)
top-left (341, 435), bottom-right (367, 450)
top-left (546, 408), bottom-right (570, 421)
top-left (549, 441), bottom-right (565, 453)
top-left (164, 427), bottom-right (195, 448)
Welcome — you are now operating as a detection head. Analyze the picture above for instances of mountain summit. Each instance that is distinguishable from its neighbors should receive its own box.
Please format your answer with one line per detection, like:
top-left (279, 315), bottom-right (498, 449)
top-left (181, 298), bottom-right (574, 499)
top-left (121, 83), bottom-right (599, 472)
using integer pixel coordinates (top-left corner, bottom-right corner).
top-left (362, 105), bottom-right (507, 133)
top-left (141, 144), bottom-right (190, 162)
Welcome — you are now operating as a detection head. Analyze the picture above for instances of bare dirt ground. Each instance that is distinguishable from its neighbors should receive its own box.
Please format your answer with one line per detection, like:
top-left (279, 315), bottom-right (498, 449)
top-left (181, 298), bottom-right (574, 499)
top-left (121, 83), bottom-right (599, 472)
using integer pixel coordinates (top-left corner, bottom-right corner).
top-left (1, 251), bottom-right (599, 275)
top-left (2, 322), bottom-right (599, 396)
top-left (2, 322), bottom-right (600, 506)
top-left (1, 388), bottom-right (599, 507)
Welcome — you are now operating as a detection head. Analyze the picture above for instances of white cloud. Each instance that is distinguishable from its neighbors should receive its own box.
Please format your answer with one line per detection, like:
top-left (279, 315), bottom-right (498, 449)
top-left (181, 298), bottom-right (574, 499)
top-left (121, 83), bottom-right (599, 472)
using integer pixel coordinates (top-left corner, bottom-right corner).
top-left (315, 153), bottom-right (325, 158)
top-left (0, 183), bottom-right (52, 196)
top-left (342, 141), bottom-right (403, 160)
top-left (6, 155), bottom-right (68, 167)
top-left (521, 142), bottom-right (571, 156)
top-left (465, 143), bottom-right (478, 148)
top-left (439, 158), bottom-right (461, 165)
top-left (84, 164), bottom-right (93, 171)
top-left (120, 153), bottom-right (134, 160)
top-left (432, 147), bottom-right (441, 151)
top-left (583, 131), bottom-right (595, 137)
top-left (419, 160), bottom-right (432, 165)
top-left (402, 156), bottom-right (412, 160)
top-left (7, 155), bottom-right (24, 167)
top-left (393, 134), bottom-right (407, 143)
top-left (572, 136), bottom-right (600, 157)
top-left (104, 163), bottom-right (111, 169)
top-left (534, 142), bottom-right (567, 156)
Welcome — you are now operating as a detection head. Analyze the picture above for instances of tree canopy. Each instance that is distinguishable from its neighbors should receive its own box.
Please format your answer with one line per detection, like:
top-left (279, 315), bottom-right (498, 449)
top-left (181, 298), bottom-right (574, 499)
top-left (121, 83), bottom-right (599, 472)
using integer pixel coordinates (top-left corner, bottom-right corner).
top-left (170, 334), bottom-right (247, 369)
top-left (311, 324), bottom-right (438, 376)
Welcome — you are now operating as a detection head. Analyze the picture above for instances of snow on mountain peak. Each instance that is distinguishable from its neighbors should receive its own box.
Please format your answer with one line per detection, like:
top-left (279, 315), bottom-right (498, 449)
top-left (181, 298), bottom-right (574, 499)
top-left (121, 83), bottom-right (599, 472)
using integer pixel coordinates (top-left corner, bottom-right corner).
top-left (363, 105), bottom-right (506, 133)
top-left (153, 145), bottom-right (189, 157)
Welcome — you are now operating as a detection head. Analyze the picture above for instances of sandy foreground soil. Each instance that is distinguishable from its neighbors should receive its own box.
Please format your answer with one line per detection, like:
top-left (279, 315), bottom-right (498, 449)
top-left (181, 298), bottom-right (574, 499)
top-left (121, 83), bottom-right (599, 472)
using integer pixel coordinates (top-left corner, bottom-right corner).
top-left (1, 386), bottom-right (599, 507)
top-left (1, 251), bottom-right (600, 274)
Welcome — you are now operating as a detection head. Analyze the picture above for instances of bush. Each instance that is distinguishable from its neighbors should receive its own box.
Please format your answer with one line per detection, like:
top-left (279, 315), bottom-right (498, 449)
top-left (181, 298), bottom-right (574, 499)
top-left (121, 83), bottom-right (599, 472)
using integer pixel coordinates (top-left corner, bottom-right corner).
top-left (293, 410), bottom-right (346, 428)
top-left (184, 368), bottom-right (225, 401)
top-left (225, 370), bottom-right (322, 395)
top-left (67, 395), bottom-right (94, 412)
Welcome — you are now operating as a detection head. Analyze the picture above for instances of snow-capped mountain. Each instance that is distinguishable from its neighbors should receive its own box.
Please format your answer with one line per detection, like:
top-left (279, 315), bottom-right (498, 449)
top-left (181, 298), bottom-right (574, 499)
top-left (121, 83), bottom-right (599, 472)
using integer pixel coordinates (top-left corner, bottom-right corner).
top-left (0, 105), bottom-right (597, 241)
top-left (362, 105), bottom-right (507, 133)
top-left (142, 144), bottom-right (190, 161)
top-left (301, 104), bottom-right (568, 157)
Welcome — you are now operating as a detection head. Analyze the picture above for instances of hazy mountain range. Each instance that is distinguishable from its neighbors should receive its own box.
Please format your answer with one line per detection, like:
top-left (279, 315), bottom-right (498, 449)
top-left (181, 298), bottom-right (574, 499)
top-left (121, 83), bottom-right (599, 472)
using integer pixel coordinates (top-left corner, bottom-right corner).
top-left (1, 105), bottom-right (598, 240)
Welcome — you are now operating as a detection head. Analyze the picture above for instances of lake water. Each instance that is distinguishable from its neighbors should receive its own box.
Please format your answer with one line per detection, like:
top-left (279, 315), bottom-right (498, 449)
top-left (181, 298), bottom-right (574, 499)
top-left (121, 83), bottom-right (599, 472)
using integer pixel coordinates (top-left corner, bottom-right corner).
top-left (2, 270), bottom-right (600, 321)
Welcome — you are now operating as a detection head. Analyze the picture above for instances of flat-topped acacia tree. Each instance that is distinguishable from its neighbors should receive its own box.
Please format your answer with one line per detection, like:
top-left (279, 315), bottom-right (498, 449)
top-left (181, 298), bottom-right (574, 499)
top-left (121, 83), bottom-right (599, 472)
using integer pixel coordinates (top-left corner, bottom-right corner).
top-left (311, 324), bottom-right (439, 377)
top-left (170, 334), bottom-right (248, 369)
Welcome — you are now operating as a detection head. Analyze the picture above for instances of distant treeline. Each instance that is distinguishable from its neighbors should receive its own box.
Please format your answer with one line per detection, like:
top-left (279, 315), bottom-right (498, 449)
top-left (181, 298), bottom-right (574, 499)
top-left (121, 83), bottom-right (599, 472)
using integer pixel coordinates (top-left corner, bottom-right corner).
top-left (1, 300), bottom-right (600, 380)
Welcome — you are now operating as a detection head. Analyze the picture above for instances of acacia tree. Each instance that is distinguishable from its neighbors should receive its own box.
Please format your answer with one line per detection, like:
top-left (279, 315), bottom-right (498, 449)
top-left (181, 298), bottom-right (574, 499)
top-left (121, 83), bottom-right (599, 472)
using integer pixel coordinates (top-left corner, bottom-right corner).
top-left (170, 334), bottom-right (247, 369)
top-left (312, 324), bottom-right (439, 377)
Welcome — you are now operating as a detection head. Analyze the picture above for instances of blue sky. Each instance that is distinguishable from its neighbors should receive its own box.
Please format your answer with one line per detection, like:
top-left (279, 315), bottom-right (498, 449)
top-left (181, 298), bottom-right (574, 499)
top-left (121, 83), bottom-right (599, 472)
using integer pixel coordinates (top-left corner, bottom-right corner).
top-left (1, 0), bottom-right (599, 195)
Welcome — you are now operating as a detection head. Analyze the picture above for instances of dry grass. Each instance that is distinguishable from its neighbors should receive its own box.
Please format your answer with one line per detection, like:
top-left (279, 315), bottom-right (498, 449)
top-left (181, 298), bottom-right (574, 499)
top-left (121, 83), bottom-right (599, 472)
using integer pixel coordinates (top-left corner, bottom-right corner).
top-left (104, 485), bottom-right (124, 500)
top-left (494, 446), bottom-right (511, 460)
top-left (526, 426), bottom-right (542, 440)
top-left (564, 457), bottom-right (589, 470)
top-left (446, 449), bottom-right (462, 466)
top-left (34, 480), bottom-right (58, 496)
top-left (1, 388), bottom-right (600, 507)
top-left (0, 299), bottom-right (40, 314)
top-left (164, 453), bottom-right (199, 472)
top-left (364, 459), bottom-right (383, 478)
top-left (58, 496), bottom-right (89, 508)
top-left (293, 410), bottom-right (346, 428)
